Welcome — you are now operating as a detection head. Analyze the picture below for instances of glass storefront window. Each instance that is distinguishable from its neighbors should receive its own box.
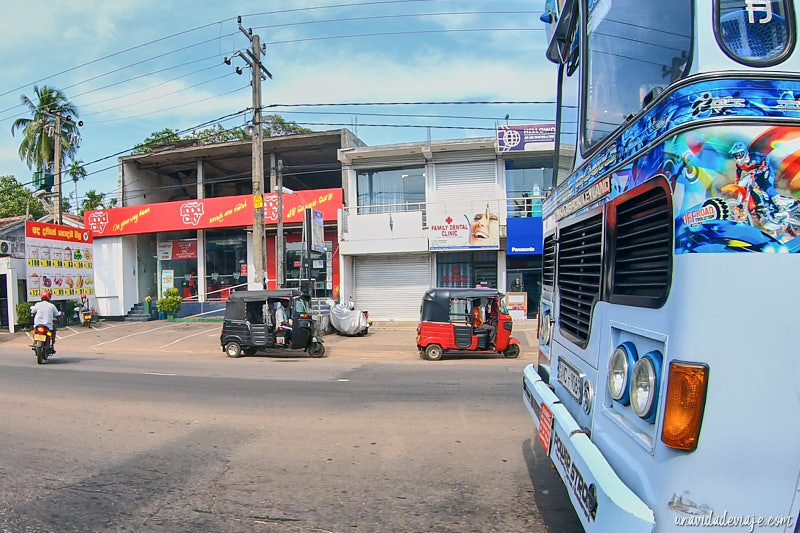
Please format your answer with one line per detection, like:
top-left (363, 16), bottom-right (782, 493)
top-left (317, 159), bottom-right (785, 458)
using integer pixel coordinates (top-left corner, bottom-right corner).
top-left (505, 159), bottom-right (553, 218)
top-left (205, 229), bottom-right (247, 300)
top-left (284, 240), bottom-right (333, 299)
top-left (356, 166), bottom-right (426, 214)
top-left (437, 251), bottom-right (497, 288)
top-left (157, 230), bottom-right (198, 299)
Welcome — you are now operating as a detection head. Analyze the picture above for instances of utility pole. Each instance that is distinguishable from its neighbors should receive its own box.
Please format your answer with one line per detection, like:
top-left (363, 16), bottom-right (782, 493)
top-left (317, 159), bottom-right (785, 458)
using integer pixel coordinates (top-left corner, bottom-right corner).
top-left (231, 16), bottom-right (273, 289)
top-left (53, 113), bottom-right (62, 225)
top-left (276, 159), bottom-right (284, 288)
top-left (250, 31), bottom-right (265, 290)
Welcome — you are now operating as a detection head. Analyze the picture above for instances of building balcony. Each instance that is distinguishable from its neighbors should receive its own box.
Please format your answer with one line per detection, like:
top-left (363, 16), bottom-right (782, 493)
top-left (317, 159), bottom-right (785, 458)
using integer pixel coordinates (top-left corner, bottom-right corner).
top-left (339, 196), bottom-right (543, 255)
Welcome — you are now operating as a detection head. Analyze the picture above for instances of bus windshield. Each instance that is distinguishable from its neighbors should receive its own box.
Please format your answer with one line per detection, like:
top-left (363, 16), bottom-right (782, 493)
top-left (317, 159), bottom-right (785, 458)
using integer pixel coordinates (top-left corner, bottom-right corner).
top-left (584, 0), bottom-right (692, 148)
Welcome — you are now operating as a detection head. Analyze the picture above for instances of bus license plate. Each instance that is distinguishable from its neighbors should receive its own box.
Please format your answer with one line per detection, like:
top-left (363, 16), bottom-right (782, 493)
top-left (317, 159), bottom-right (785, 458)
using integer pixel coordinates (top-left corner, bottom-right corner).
top-left (33, 334), bottom-right (47, 342)
top-left (557, 358), bottom-right (583, 403)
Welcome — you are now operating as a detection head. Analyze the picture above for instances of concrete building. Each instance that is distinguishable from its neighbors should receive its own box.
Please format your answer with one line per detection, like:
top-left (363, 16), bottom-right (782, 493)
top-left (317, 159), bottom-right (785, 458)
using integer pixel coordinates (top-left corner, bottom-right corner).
top-left (338, 137), bottom-right (553, 321)
top-left (86, 130), bottom-right (363, 318)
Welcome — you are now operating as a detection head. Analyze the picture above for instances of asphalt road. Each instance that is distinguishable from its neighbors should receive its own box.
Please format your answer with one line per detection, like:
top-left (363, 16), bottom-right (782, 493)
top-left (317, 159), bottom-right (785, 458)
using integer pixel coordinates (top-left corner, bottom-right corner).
top-left (0, 326), bottom-right (581, 533)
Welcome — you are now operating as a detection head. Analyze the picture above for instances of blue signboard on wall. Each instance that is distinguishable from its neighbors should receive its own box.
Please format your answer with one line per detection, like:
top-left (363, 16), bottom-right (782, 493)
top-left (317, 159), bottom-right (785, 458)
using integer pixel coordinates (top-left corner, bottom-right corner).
top-left (506, 217), bottom-right (543, 255)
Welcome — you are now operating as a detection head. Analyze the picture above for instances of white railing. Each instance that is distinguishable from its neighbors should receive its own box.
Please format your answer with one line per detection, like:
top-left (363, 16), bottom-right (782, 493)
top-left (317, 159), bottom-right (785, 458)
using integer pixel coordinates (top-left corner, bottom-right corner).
top-left (341, 195), bottom-right (545, 235)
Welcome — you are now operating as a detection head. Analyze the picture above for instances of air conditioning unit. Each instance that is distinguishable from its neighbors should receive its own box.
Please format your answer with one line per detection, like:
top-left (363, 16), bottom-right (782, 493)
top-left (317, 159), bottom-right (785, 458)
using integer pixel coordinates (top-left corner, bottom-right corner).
top-left (0, 240), bottom-right (11, 256)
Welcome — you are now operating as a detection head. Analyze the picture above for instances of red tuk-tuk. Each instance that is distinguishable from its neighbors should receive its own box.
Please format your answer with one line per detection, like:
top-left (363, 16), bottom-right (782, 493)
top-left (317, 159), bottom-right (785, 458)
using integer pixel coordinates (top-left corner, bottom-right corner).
top-left (416, 287), bottom-right (521, 361)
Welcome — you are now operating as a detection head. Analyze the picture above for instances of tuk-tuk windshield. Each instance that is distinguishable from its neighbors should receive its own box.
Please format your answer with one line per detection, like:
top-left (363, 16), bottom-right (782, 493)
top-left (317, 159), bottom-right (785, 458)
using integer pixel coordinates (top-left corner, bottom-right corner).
top-left (293, 298), bottom-right (310, 314)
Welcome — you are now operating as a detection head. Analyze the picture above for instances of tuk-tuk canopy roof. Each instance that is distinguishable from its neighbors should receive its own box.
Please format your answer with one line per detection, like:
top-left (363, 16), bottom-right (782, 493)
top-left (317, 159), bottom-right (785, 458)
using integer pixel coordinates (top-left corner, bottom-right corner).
top-left (223, 289), bottom-right (306, 320)
top-left (420, 287), bottom-right (504, 322)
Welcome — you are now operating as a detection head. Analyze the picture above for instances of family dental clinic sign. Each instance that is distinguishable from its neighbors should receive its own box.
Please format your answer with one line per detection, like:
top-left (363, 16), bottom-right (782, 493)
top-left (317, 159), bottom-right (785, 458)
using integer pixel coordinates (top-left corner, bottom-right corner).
top-left (84, 188), bottom-right (343, 237)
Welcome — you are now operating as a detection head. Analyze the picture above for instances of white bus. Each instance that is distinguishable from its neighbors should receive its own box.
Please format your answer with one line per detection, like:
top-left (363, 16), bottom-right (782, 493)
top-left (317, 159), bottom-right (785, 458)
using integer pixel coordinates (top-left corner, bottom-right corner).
top-left (523, 1), bottom-right (800, 531)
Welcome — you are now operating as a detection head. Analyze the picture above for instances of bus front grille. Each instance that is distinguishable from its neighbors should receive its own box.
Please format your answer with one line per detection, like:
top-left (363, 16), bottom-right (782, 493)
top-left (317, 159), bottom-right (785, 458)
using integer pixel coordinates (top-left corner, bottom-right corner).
top-left (557, 213), bottom-right (603, 346)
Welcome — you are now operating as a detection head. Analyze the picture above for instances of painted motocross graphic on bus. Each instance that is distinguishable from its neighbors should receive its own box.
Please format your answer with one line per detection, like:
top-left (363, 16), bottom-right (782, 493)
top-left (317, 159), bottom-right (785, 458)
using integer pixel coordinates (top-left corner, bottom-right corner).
top-left (608, 125), bottom-right (800, 253)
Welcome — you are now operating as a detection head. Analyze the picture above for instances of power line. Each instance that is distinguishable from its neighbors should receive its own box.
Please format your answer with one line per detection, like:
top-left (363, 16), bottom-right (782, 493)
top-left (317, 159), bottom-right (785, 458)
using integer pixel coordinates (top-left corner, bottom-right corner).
top-left (90, 85), bottom-right (249, 124)
top-left (0, 0), bottom-right (457, 100)
top-left (266, 27), bottom-right (541, 45)
top-left (253, 11), bottom-right (536, 30)
top-left (83, 73), bottom-right (235, 117)
top-left (0, 19), bottom-right (236, 99)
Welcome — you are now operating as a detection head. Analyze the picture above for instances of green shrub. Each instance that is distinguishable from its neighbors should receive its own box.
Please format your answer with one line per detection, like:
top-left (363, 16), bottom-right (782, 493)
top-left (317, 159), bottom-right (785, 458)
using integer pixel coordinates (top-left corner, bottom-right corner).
top-left (16, 301), bottom-right (33, 328)
top-left (157, 287), bottom-right (182, 315)
top-left (64, 299), bottom-right (77, 324)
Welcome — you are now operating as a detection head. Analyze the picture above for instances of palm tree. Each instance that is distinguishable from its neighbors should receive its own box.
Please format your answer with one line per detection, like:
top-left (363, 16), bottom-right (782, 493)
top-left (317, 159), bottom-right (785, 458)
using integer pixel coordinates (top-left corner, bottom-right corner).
top-left (11, 85), bottom-right (81, 172)
top-left (67, 160), bottom-right (87, 214)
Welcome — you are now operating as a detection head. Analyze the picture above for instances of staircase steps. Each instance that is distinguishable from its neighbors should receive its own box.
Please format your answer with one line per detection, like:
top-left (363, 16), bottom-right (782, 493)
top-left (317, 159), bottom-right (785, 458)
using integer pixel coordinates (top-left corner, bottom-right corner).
top-left (125, 302), bottom-right (154, 322)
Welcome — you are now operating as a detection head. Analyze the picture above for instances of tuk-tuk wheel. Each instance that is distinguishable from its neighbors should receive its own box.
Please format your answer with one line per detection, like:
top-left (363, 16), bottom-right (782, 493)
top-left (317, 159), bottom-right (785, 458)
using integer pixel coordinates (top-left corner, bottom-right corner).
top-left (225, 342), bottom-right (243, 358)
top-left (423, 344), bottom-right (443, 361)
top-left (308, 342), bottom-right (325, 358)
top-left (503, 344), bottom-right (521, 359)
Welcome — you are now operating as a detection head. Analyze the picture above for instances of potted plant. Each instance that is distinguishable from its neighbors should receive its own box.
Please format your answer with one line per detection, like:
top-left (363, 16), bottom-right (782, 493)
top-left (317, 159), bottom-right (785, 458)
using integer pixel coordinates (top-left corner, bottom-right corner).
top-left (156, 288), bottom-right (182, 321)
top-left (144, 295), bottom-right (152, 315)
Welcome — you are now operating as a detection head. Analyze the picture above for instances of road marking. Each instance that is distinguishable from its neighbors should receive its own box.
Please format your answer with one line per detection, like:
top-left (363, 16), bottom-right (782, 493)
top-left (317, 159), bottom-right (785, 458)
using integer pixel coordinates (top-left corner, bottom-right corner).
top-left (91, 323), bottom-right (177, 347)
top-left (145, 372), bottom-right (176, 376)
top-left (338, 379), bottom-right (350, 382)
top-left (156, 327), bottom-right (219, 350)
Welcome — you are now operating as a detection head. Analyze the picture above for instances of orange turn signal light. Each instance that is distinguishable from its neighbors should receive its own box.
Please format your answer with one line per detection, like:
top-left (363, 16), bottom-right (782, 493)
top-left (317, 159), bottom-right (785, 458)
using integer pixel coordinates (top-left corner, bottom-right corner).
top-left (661, 361), bottom-right (709, 451)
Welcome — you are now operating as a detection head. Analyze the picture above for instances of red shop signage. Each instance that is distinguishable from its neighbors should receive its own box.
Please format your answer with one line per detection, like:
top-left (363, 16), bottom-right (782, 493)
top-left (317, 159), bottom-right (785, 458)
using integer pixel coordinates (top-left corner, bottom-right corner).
top-left (85, 188), bottom-right (343, 237)
top-left (172, 240), bottom-right (197, 260)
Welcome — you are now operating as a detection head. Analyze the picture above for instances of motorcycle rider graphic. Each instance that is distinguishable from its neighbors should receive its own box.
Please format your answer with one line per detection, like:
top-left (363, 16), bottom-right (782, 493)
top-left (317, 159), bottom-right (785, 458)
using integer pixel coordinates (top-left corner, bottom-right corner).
top-left (727, 141), bottom-right (779, 221)
top-left (723, 141), bottom-right (800, 236)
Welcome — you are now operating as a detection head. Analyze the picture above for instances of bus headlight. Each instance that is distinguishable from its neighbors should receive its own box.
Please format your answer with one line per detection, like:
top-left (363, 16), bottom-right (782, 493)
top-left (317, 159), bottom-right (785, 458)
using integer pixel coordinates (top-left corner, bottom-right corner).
top-left (608, 342), bottom-right (637, 404)
top-left (630, 350), bottom-right (663, 422)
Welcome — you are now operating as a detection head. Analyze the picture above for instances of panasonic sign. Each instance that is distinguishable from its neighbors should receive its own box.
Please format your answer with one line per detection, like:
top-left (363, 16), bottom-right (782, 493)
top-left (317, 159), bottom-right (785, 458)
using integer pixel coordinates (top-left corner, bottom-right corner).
top-left (506, 217), bottom-right (543, 256)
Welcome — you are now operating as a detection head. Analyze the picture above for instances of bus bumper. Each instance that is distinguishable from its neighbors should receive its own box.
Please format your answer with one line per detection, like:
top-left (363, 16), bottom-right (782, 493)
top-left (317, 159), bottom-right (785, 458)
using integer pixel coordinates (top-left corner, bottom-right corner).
top-left (522, 364), bottom-right (655, 533)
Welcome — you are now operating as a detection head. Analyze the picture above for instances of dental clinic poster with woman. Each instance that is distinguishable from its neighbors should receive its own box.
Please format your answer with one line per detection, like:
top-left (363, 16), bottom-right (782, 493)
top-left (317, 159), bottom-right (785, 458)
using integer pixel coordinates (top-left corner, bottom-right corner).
top-left (428, 204), bottom-right (500, 250)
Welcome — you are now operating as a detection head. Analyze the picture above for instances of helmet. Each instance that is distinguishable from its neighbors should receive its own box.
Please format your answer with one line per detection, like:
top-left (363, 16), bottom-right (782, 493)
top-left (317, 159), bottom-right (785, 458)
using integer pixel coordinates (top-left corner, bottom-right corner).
top-left (81, 293), bottom-right (87, 299)
top-left (41, 290), bottom-right (51, 301)
top-left (729, 142), bottom-right (748, 160)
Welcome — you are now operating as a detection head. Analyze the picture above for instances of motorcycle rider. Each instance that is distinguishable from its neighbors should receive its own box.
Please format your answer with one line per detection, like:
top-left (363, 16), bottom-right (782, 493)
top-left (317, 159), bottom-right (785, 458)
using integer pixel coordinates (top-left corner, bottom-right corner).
top-left (30, 290), bottom-right (61, 352)
top-left (729, 142), bottom-right (779, 216)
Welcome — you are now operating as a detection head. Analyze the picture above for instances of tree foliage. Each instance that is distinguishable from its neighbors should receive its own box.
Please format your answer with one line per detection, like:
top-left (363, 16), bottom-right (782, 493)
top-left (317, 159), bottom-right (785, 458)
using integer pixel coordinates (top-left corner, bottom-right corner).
top-left (131, 128), bottom-right (182, 154)
top-left (80, 189), bottom-right (116, 215)
top-left (11, 85), bottom-right (81, 172)
top-left (0, 175), bottom-right (47, 219)
top-left (131, 115), bottom-right (312, 154)
top-left (262, 114), bottom-right (312, 136)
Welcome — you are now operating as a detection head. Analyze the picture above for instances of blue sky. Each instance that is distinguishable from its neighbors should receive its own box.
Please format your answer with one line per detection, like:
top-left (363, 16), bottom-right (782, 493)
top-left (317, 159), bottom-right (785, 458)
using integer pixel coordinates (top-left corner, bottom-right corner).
top-left (0, 0), bottom-right (554, 208)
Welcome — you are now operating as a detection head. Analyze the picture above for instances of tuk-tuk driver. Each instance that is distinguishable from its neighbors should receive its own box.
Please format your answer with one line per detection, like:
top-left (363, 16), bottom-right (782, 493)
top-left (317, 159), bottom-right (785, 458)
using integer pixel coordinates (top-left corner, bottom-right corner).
top-left (471, 299), bottom-right (484, 328)
top-left (275, 301), bottom-right (293, 343)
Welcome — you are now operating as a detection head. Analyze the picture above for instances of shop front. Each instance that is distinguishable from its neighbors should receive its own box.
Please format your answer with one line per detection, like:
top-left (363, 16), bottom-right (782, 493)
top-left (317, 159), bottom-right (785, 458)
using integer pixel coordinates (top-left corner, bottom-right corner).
top-left (504, 216), bottom-right (543, 319)
top-left (85, 188), bottom-right (342, 317)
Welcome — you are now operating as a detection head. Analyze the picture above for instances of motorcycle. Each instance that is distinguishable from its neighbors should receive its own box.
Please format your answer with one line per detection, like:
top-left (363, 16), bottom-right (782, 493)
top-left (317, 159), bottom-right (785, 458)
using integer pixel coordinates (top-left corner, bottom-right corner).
top-left (327, 298), bottom-right (371, 336)
top-left (31, 324), bottom-right (55, 364)
top-left (721, 174), bottom-right (800, 236)
top-left (74, 306), bottom-right (92, 327)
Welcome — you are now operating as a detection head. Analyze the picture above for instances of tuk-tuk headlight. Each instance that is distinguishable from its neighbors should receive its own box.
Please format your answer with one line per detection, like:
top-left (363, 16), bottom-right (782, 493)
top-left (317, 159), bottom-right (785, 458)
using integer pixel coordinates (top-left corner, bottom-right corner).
top-left (608, 342), bottom-right (637, 404)
top-left (630, 350), bottom-right (663, 422)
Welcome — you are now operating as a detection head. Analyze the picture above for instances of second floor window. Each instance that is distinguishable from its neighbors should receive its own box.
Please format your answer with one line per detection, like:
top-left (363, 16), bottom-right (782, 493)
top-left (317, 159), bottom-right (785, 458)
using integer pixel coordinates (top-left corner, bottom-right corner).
top-left (356, 166), bottom-right (425, 213)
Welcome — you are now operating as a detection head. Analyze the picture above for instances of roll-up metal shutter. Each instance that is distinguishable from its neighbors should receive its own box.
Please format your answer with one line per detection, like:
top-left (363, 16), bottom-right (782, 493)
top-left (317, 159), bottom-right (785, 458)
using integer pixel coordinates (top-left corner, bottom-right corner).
top-left (354, 254), bottom-right (431, 321)
top-left (431, 161), bottom-right (499, 216)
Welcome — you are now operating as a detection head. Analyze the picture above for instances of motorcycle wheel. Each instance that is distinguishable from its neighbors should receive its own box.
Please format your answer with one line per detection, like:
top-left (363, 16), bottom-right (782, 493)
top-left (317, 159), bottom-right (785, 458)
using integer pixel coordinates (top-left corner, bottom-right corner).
top-left (423, 344), bottom-right (443, 361)
top-left (35, 344), bottom-right (44, 365)
top-left (503, 345), bottom-right (521, 359)
top-left (225, 342), bottom-right (243, 358)
top-left (308, 342), bottom-right (325, 358)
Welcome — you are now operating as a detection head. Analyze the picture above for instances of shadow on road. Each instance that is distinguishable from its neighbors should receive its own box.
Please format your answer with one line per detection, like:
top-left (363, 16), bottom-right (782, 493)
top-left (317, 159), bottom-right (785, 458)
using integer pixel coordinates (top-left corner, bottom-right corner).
top-left (522, 438), bottom-right (583, 533)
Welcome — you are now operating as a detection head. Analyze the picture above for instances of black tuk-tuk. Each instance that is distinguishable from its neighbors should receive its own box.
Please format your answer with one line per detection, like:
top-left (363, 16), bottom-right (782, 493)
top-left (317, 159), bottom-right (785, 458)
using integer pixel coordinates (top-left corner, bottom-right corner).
top-left (220, 289), bottom-right (325, 358)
